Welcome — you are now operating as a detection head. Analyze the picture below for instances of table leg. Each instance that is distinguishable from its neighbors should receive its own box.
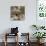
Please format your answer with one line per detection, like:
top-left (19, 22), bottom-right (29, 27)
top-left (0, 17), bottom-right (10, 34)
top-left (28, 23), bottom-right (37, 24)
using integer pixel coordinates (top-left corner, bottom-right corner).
top-left (5, 34), bottom-right (7, 46)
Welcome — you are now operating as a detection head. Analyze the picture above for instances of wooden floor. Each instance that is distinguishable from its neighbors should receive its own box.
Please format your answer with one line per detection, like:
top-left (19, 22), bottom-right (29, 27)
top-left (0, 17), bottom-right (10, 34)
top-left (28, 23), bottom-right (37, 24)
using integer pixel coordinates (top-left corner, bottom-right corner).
top-left (0, 42), bottom-right (46, 46)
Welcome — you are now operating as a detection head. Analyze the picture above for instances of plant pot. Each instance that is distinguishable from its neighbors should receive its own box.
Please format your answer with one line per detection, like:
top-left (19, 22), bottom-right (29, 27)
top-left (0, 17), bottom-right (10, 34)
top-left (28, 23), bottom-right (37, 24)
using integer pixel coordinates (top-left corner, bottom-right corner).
top-left (37, 39), bottom-right (40, 46)
top-left (37, 39), bottom-right (45, 44)
top-left (40, 38), bottom-right (45, 43)
top-left (37, 39), bottom-right (40, 43)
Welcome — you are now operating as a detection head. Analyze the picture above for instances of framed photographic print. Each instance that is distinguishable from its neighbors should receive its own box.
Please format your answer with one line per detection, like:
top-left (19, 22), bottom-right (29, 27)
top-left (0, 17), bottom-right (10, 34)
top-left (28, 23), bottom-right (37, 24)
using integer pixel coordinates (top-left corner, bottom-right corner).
top-left (37, 0), bottom-right (46, 18)
top-left (36, 0), bottom-right (46, 27)
top-left (10, 6), bottom-right (25, 21)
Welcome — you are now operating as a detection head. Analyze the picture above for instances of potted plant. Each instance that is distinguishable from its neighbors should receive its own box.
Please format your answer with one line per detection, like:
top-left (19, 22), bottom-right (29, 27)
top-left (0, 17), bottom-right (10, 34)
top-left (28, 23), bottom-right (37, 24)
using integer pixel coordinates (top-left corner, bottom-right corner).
top-left (40, 26), bottom-right (45, 29)
top-left (32, 25), bottom-right (39, 30)
top-left (32, 24), bottom-right (45, 30)
top-left (33, 32), bottom-right (46, 43)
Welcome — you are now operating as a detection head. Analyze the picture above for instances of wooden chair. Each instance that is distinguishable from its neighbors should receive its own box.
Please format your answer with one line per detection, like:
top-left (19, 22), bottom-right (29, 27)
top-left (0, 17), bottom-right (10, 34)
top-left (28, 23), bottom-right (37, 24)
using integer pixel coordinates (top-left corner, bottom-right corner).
top-left (4, 33), bottom-right (18, 46)
top-left (19, 33), bottom-right (30, 46)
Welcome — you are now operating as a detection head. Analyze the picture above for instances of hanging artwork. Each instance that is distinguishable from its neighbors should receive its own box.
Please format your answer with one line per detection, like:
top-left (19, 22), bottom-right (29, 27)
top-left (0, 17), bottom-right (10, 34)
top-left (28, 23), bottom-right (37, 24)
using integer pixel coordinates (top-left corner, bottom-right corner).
top-left (36, 0), bottom-right (46, 28)
top-left (37, 0), bottom-right (46, 18)
top-left (11, 6), bottom-right (25, 21)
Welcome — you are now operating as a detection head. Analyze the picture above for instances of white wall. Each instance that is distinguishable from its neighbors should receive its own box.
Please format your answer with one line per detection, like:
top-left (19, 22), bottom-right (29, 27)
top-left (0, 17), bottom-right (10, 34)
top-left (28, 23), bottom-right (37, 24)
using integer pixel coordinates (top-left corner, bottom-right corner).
top-left (0, 0), bottom-right (37, 42)
top-left (0, 0), bottom-right (36, 34)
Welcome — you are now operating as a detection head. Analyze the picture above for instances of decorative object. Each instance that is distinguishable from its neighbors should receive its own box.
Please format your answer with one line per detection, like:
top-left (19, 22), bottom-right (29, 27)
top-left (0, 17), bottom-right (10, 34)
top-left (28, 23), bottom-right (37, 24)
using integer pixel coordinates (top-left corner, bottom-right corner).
top-left (33, 32), bottom-right (46, 39)
top-left (40, 26), bottom-right (45, 29)
top-left (32, 25), bottom-right (38, 30)
top-left (11, 27), bottom-right (18, 34)
top-left (37, 0), bottom-right (46, 18)
top-left (33, 32), bottom-right (46, 43)
top-left (36, 0), bottom-right (46, 31)
top-left (32, 24), bottom-right (45, 30)
top-left (18, 42), bottom-right (29, 46)
top-left (11, 6), bottom-right (25, 21)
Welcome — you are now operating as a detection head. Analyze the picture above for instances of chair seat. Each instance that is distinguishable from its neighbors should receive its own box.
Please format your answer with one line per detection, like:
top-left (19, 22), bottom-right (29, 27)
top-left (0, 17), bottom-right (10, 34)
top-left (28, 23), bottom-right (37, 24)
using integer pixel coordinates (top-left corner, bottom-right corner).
top-left (6, 33), bottom-right (17, 36)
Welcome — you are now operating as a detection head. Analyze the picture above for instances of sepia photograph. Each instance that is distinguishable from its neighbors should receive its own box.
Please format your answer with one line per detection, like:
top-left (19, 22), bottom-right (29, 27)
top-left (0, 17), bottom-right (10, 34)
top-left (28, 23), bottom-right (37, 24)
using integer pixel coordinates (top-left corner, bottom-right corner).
top-left (11, 6), bottom-right (25, 21)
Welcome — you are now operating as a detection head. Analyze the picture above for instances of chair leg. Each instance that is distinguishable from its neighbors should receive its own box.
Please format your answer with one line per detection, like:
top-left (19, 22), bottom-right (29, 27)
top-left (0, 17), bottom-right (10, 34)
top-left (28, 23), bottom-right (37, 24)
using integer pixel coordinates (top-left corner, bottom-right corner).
top-left (16, 34), bottom-right (18, 46)
top-left (4, 33), bottom-right (7, 46)
top-left (15, 34), bottom-right (18, 46)
top-left (4, 41), bottom-right (7, 46)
